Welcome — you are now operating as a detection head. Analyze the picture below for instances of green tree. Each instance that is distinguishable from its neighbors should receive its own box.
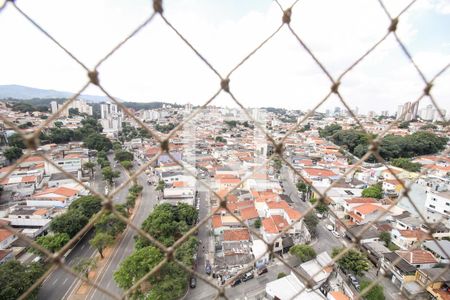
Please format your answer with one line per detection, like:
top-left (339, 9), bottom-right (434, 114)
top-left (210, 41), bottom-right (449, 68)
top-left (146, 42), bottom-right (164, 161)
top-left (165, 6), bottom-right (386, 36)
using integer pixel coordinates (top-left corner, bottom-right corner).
top-left (0, 260), bottom-right (45, 300)
top-left (7, 133), bottom-right (25, 149)
top-left (114, 246), bottom-right (163, 289)
top-left (362, 183), bottom-right (383, 199)
top-left (50, 209), bottom-right (89, 238)
top-left (398, 121), bottom-right (410, 129)
top-left (156, 180), bottom-right (165, 192)
top-left (296, 181), bottom-right (307, 193)
top-left (102, 166), bottom-right (120, 185)
top-left (277, 272), bottom-right (287, 279)
top-left (120, 160), bottom-right (133, 171)
top-left (83, 161), bottom-right (96, 176)
top-left (419, 124), bottom-right (437, 130)
top-left (54, 121), bottom-right (63, 128)
top-left (4, 146), bottom-right (23, 161)
top-left (272, 157), bottom-right (282, 172)
top-left (136, 203), bottom-right (197, 248)
top-left (315, 202), bottom-right (328, 214)
top-left (47, 128), bottom-right (75, 143)
top-left (254, 218), bottom-right (262, 229)
top-left (68, 107), bottom-right (79, 116)
top-left (215, 136), bottom-right (227, 143)
top-left (112, 142), bottom-right (122, 152)
top-left (69, 195), bottom-right (102, 219)
top-left (391, 158), bottom-right (421, 172)
top-left (115, 150), bottom-right (134, 162)
top-left (34, 233), bottom-right (70, 253)
top-left (304, 212), bottom-right (319, 238)
top-left (289, 244), bottom-right (316, 262)
top-left (95, 208), bottom-right (127, 237)
top-left (83, 133), bottom-right (112, 152)
top-left (332, 248), bottom-right (370, 276)
top-left (360, 280), bottom-right (385, 300)
top-left (379, 232), bottom-right (391, 247)
top-left (90, 232), bottom-right (114, 259)
top-left (319, 123), bottom-right (342, 138)
top-left (74, 258), bottom-right (97, 279)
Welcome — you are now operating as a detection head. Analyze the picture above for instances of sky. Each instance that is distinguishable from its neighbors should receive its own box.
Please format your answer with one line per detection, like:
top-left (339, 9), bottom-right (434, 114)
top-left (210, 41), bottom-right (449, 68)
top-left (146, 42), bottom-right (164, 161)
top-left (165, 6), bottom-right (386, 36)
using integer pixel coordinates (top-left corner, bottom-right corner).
top-left (0, 0), bottom-right (449, 114)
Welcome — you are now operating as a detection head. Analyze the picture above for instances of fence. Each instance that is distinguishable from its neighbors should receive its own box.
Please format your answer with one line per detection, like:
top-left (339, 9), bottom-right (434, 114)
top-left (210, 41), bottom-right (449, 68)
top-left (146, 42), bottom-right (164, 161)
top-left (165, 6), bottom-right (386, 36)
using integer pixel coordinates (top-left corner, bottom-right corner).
top-left (0, 0), bottom-right (449, 299)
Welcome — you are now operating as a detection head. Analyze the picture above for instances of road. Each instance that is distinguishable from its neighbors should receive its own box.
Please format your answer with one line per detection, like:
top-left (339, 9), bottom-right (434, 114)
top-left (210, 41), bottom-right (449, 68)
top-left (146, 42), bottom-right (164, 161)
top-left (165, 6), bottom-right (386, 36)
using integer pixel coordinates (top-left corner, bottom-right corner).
top-left (280, 166), bottom-right (343, 254)
top-left (85, 171), bottom-right (158, 300)
top-left (38, 159), bottom-right (131, 300)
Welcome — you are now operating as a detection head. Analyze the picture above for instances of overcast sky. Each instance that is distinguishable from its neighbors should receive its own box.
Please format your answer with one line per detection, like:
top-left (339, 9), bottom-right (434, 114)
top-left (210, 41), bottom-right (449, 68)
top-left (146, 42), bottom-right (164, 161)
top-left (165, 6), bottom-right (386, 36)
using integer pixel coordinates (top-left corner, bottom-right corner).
top-left (0, 0), bottom-right (449, 114)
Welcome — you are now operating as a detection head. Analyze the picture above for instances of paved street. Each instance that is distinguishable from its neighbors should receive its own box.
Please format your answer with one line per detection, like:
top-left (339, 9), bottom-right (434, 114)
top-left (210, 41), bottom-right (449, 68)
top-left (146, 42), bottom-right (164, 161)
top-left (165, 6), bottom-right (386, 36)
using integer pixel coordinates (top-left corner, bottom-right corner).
top-left (85, 170), bottom-right (158, 300)
top-left (38, 158), bottom-right (131, 300)
top-left (280, 166), bottom-right (343, 254)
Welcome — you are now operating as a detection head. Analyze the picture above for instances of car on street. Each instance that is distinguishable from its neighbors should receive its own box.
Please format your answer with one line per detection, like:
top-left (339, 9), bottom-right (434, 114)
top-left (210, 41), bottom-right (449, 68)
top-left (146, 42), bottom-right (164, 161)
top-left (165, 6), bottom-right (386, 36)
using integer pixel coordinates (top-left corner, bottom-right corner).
top-left (190, 277), bottom-right (197, 288)
top-left (205, 263), bottom-right (212, 275)
top-left (348, 274), bottom-right (360, 290)
top-left (230, 278), bottom-right (242, 287)
top-left (316, 213), bottom-right (323, 219)
top-left (242, 271), bottom-right (254, 282)
top-left (326, 224), bottom-right (334, 231)
top-left (256, 267), bottom-right (268, 276)
top-left (332, 230), bottom-right (340, 238)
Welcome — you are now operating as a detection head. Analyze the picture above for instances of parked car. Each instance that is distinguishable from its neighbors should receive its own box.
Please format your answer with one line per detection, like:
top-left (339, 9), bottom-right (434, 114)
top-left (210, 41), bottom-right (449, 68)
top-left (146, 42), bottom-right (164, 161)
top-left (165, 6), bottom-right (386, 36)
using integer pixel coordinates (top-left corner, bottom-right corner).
top-left (348, 274), bottom-right (360, 290)
top-left (190, 277), bottom-right (197, 288)
top-left (256, 267), bottom-right (268, 276)
top-left (205, 264), bottom-right (212, 275)
top-left (316, 213), bottom-right (323, 219)
top-left (242, 271), bottom-right (254, 282)
top-left (332, 230), bottom-right (340, 238)
top-left (326, 224), bottom-right (334, 231)
top-left (231, 278), bottom-right (242, 287)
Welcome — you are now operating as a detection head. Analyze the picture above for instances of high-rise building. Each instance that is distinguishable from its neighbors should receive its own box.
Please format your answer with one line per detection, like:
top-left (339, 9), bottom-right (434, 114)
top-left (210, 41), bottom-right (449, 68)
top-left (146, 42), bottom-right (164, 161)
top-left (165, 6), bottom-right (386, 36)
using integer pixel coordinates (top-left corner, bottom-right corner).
top-left (51, 101), bottom-right (58, 114)
top-left (50, 99), bottom-right (93, 117)
top-left (396, 102), bottom-right (418, 121)
top-left (100, 102), bottom-right (123, 136)
top-left (334, 107), bottom-right (341, 116)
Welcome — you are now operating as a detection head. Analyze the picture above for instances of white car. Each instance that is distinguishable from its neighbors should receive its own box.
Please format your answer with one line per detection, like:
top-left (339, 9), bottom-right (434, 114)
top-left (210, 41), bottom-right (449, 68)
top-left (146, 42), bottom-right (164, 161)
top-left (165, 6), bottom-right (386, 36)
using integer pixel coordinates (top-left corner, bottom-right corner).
top-left (326, 224), bottom-right (333, 231)
top-left (316, 213), bottom-right (323, 219)
top-left (332, 230), bottom-right (340, 238)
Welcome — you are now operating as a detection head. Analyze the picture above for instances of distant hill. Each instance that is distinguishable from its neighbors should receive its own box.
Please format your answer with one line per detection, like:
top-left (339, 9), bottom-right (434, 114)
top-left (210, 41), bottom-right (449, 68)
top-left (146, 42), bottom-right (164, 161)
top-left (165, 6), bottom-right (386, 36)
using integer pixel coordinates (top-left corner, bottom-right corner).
top-left (0, 84), bottom-right (114, 103)
top-left (0, 84), bottom-right (179, 111)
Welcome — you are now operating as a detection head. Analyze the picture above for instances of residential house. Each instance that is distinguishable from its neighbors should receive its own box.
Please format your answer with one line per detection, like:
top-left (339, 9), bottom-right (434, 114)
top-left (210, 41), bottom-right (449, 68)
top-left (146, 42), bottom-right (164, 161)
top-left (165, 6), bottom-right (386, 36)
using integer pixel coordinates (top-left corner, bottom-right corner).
top-left (391, 228), bottom-right (433, 250)
top-left (421, 240), bottom-right (450, 264)
top-left (297, 251), bottom-right (333, 289)
top-left (415, 268), bottom-right (450, 300)
top-left (380, 252), bottom-right (417, 289)
top-left (27, 187), bottom-right (79, 207)
top-left (396, 249), bottom-right (438, 269)
top-left (265, 270), bottom-right (326, 300)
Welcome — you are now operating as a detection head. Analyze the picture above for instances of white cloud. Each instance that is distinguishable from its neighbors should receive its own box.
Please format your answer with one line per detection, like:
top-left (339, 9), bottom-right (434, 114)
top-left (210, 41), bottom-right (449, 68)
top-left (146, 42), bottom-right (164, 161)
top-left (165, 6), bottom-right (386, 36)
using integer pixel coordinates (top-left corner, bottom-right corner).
top-left (0, 0), bottom-right (448, 114)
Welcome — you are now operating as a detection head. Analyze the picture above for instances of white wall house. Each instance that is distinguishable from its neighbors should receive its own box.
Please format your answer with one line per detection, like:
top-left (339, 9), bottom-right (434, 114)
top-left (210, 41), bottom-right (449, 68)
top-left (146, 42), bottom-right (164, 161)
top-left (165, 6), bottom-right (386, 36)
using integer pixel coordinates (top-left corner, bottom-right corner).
top-left (425, 190), bottom-right (450, 226)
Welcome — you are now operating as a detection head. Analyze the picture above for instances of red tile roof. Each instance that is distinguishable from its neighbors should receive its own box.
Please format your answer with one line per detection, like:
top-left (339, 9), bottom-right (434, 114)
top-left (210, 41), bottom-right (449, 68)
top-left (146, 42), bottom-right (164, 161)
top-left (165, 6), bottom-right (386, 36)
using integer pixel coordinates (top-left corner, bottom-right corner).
top-left (345, 197), bottom-right (378, 204)
top-left (240, 206), bottom-right (259, 221)
top-left (212, 215), bottom-right (223, 228)
top-left (303, 168), bottom-right (336, 177)
top-left (223, 229), bottom-right (250, 241)
top-left (354, 203), bottom-right (383, 215)
top-left (0, 229), bottom-right (14, 242)
top-left (285, 207), bottom-right (302, 221)
top-left (34, 187), bottom-right (78, 198)
top-left (397, 249), bottom-right (437, 264)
